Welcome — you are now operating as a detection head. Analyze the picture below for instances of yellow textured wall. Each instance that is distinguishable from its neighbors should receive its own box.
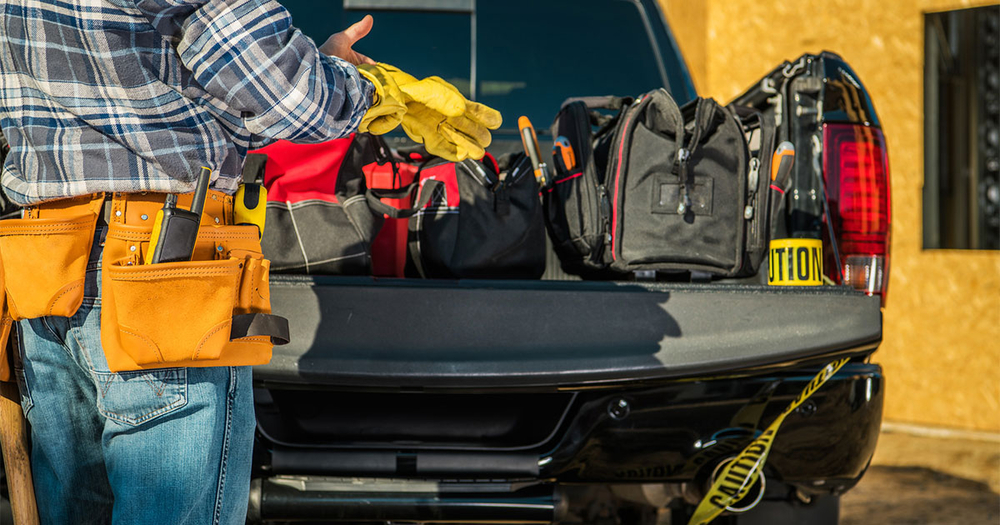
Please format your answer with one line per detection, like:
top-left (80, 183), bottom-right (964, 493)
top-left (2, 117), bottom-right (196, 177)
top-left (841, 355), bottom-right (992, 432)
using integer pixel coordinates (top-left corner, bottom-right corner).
top-left (662, 0), bottom-right (1000, 433)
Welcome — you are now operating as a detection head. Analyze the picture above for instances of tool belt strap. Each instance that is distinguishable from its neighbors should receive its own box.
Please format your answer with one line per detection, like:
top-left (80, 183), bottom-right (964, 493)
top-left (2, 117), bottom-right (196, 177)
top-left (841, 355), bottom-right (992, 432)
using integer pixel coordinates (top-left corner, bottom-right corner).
top-left (231, 313), bottom-right (290, 346)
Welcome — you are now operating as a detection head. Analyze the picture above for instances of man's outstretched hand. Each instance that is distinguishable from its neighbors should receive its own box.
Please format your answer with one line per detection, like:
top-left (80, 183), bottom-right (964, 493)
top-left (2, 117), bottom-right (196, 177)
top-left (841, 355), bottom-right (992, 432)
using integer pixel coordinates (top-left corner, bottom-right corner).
top-left (320, 15), bottom-right (376, 66)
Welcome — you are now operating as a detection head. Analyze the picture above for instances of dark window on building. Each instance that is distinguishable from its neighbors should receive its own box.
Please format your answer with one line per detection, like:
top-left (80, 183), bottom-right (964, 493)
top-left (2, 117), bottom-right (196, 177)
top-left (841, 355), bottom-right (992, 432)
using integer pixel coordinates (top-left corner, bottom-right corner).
top-left (924, 6), bottom-right (1000, 250)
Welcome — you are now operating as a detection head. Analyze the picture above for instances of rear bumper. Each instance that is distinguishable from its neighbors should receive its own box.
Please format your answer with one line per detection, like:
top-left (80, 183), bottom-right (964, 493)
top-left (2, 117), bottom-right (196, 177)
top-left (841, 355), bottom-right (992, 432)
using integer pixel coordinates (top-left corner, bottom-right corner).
top-left (252, 277), bottom-right (883, 522)
top-left (254, 364), bottom-right (883, 487)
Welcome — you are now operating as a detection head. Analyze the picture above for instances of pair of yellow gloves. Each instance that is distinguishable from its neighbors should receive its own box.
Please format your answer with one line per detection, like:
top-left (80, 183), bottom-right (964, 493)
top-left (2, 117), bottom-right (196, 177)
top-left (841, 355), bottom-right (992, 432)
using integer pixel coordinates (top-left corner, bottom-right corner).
top-left (357, 63), bottom-right (501, 162)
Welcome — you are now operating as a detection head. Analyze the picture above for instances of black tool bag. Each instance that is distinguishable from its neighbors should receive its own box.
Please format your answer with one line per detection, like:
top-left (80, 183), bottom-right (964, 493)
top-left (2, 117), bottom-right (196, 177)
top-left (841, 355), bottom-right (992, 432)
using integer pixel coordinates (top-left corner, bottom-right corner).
top-left (542, 96), bottom-right (631, 276)
top-left (545, 90), bottom-right (775, 278)
top-left (400, 153), bottom-right (546, 279)
top-left (607, 92), bottom-right (774, 276)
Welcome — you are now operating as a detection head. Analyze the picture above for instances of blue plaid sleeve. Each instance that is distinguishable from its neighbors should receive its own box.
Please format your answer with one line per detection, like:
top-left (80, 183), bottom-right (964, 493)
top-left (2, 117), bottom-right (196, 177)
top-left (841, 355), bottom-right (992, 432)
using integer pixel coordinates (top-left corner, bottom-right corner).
top-left (136, 0), bottom-right (374, 143)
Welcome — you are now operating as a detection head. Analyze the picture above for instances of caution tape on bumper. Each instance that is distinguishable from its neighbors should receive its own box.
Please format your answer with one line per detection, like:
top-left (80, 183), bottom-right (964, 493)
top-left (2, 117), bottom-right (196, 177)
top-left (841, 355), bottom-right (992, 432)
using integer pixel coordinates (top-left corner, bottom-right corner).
top-left (687, 357), bottom-right (850, 525)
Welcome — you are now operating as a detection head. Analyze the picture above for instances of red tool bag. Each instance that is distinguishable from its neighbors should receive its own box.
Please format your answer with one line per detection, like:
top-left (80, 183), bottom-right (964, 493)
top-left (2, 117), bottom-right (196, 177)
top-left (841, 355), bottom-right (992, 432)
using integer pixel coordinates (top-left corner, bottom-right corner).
top-left (251, 134), bottom-right (435, 275)
top-left (251, 135), bottom-right (544, 279)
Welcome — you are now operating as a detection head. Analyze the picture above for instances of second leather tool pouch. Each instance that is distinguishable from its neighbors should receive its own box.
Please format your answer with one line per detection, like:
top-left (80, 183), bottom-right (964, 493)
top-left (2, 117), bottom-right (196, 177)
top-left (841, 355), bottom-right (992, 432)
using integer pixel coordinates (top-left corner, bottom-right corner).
top-left (100, 193), bottom-right (283, 372)
top-left (0, 194), bottom-right (102, 320)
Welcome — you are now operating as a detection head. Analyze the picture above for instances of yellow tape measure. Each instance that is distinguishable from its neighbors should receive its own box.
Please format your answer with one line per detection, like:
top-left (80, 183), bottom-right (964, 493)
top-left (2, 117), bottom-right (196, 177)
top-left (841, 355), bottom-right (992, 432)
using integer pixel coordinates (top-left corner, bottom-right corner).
top-left (768, 238), bottom-right (823, 286)
top-left (687, 358), bottom-right (850, 525)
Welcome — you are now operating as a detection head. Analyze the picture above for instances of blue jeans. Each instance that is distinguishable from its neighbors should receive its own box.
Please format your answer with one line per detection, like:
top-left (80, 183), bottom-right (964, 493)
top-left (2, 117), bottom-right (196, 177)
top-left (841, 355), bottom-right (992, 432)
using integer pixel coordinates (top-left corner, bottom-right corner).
top-left (14, 229), bottom-right (254, 525)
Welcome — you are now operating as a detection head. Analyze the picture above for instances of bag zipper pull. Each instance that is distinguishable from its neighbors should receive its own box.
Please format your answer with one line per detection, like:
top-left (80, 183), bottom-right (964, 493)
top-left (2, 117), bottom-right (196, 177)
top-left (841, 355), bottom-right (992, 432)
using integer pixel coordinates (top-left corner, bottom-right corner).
top-left (599, 185), bottom-right (612, 245)
top-left (744, 157), bottom-right (761, 220)
top-left (676, 148), bottom-right (692, 215)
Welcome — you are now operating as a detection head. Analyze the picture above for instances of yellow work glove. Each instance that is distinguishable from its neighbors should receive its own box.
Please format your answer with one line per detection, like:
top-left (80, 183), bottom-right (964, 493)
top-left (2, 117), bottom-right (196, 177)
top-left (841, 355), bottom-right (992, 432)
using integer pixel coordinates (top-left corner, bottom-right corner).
top-left (378, 64), bottom-right (502, 161)
top-left (357, 64), bottom-right (407, 135)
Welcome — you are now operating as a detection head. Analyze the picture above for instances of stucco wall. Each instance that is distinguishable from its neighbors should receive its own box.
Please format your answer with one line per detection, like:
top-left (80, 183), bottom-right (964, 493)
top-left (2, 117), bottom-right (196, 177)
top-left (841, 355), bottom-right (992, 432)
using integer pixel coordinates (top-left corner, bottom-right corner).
top-left (661, 0), bottom-right (1000, 433)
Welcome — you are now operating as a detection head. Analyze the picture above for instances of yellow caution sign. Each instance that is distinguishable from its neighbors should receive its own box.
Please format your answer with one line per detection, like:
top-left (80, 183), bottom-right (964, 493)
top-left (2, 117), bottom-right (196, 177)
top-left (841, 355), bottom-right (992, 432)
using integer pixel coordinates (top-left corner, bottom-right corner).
top-left (688, 358), bottom-right (850, 525)
top-left (768, 238), bottom-right (823, 286)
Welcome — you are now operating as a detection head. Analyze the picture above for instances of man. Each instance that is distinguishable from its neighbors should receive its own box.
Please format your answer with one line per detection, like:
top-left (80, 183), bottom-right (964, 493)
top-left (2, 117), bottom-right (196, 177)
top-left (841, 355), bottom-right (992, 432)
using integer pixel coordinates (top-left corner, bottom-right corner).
top-left (0, 1), bottom-right (498, 523)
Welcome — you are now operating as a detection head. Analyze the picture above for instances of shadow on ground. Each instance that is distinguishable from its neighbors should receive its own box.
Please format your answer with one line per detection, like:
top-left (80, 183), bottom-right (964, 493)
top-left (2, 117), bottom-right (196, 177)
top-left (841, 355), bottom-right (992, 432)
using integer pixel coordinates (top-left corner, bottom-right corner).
top-left (841, 465), bottom-right (1000, 525)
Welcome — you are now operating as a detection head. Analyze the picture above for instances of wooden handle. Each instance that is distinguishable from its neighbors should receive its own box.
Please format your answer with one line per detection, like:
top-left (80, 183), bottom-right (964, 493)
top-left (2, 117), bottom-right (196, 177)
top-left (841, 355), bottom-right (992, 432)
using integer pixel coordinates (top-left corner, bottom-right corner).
top-left (0, 381), bottom-right (39, 525)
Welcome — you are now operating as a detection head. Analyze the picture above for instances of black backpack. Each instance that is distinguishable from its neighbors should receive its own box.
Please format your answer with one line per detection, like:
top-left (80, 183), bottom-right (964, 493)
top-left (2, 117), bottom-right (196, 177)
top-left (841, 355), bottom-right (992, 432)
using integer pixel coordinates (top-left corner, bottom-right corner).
top-left (544, 90), bottom-right (775, 278)
top-left (543, 96), bottom-right (631, 276)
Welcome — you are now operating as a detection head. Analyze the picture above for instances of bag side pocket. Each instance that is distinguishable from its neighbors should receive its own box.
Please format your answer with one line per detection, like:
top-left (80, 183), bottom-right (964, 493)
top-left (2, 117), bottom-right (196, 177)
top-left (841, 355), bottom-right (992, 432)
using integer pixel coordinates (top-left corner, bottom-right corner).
top-left (0, 212), bottom-right (97, 320)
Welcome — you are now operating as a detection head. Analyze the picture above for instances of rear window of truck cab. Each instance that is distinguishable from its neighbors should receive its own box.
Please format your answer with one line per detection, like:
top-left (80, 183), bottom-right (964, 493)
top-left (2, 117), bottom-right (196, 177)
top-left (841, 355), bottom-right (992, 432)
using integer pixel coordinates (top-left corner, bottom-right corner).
top-left (278, 0), bottom-right (677, 133)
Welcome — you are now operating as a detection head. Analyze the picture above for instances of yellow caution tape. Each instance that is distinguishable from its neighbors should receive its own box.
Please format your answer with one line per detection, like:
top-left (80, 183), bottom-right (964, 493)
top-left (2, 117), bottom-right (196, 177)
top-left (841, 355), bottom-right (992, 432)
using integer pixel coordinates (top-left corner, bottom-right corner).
top-left (768, 238), bottom-right (823, 286)
top-left (728, 381), bottom-right (780, 433)
top-left (687, 357), bottom-right (850, 525)
top-left (675, 382), bottom-right (779, 479)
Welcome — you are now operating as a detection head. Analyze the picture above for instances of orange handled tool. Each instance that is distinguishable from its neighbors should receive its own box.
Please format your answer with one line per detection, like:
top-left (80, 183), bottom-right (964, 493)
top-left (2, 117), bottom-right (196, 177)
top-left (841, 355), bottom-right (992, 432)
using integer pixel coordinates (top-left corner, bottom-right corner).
top-left (552, 136), bottom-right (576, 173)
top-left (771, 141), bottom-right (795, 182)
top-left (768, 141), bottom-right (796, 238)
top-left (518, 116), bottom-right (550, 187)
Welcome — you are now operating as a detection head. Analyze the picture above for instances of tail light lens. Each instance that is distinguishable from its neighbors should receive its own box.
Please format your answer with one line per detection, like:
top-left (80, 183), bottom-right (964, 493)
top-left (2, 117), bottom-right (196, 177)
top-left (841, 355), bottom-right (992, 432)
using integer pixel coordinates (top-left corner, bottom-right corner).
top-left (822, 123), bottom-right (891, 303)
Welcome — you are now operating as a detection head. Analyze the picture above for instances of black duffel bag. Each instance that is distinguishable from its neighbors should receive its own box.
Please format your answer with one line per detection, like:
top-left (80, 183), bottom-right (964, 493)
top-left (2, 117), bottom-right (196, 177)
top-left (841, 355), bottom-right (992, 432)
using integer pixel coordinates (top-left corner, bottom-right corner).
top-left (393, 153), bottom-right (546, 279)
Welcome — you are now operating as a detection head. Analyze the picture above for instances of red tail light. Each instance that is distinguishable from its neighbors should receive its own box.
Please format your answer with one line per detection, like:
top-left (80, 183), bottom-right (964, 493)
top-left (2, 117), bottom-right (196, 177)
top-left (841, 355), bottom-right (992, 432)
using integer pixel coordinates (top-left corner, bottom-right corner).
top-left (822, 124), bottom-right (891, 303)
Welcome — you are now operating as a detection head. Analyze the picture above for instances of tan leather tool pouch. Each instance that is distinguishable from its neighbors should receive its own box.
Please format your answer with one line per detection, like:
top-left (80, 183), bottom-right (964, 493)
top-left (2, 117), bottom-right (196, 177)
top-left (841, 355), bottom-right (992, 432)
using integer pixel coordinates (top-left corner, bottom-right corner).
top-left (0, 194), bottom-right (102, 320)
top-left (101, 208), bottom-right (275, 372)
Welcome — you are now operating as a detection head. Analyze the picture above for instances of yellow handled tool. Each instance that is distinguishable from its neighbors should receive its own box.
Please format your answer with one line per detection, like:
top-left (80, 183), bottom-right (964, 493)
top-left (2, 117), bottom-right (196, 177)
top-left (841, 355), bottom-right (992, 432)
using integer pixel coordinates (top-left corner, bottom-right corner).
top-left (235, 153), bottom-right (268, 239)
top-left (234, 183), bottom-right (266, 239)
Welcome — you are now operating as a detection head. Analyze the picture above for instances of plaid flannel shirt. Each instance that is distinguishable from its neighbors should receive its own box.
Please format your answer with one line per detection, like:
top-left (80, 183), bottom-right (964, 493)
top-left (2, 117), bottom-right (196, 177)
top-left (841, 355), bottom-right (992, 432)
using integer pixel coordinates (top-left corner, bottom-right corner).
top-left (0, 0), bottom-right (374, 206)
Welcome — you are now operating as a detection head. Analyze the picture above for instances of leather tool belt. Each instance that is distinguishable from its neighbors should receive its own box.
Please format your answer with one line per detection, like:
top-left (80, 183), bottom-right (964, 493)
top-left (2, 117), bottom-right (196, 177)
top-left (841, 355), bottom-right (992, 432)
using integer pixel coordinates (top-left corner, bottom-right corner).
top-left (0, 191), bottom-right (289, 373)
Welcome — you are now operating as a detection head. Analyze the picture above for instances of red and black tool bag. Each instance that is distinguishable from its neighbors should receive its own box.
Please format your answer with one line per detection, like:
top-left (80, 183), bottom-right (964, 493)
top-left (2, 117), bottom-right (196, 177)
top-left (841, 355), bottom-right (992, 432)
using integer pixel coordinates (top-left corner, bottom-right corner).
top-left (365, 155), bottom-right (419, 277)
top-left (403, 153), bottom-right (546, 279)
top-left (253, 134), bottom-right (433, 275)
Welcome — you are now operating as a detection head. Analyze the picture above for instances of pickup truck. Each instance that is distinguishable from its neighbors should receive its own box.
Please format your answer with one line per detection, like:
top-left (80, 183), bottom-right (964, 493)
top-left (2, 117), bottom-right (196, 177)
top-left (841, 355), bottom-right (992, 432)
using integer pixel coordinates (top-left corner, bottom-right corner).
top-left (0, 1), bottom-right (889, 523)
top-left (248, 1), bottom-right (891, 524)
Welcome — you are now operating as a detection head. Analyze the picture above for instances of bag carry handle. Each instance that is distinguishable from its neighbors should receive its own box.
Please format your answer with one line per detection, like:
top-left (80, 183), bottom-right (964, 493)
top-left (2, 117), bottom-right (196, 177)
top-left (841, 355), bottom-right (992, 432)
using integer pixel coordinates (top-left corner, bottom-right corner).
top-left (365, 179), bottom-right (444, 220)
top-left (643, 92), bottom-right (687, 210)
top-left (561, 95), bottom-right (631, 111)
top-left (672, 97), bottom-right (716, 215)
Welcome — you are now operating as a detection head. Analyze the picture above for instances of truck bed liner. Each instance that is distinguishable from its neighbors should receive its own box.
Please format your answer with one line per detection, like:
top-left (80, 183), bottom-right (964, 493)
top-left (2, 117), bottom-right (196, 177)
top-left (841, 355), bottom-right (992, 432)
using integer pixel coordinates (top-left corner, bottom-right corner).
top-left (255, 276), bottom-right (881, 389)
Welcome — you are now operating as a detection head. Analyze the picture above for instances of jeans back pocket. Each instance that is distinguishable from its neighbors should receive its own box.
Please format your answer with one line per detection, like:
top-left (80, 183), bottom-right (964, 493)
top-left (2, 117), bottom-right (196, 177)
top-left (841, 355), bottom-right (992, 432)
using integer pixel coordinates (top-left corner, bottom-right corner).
top-left (95, 368), bottom-right (187, 427)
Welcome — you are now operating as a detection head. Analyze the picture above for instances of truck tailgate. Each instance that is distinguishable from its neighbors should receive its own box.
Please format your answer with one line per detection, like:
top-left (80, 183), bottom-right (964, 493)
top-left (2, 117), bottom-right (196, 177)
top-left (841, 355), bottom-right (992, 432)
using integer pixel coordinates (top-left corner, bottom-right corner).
top-left (255, 276), bottom-right (881, 388)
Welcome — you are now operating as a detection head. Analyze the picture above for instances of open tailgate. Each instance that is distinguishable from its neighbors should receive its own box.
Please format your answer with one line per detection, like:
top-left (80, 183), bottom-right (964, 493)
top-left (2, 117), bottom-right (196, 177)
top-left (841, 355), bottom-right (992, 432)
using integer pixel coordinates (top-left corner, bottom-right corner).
top-left (254, 276), bottom-right (881, 389)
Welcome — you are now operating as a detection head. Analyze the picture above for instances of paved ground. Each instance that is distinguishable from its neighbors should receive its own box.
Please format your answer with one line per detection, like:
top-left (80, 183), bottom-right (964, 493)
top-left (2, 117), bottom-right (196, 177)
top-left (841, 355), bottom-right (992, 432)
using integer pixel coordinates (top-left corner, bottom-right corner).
top-left (840, 427), bottom-right (1000, 525)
